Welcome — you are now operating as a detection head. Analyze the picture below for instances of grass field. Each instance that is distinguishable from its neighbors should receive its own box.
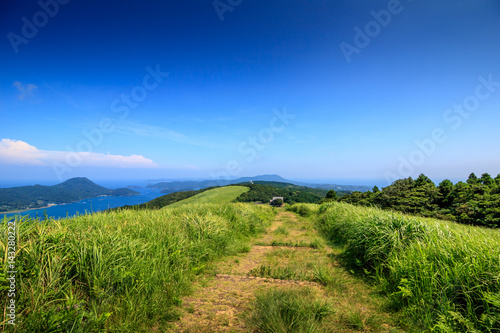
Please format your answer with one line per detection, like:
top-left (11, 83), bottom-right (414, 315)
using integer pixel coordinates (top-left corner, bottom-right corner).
top-left (3, 195), bottom-right (499, 332)
top-left (0, 202), bottom-right (274, 332)
top-left (315, 202), bottom-right (500, 332)
top-left (166, 186), bottom-right (249, 208)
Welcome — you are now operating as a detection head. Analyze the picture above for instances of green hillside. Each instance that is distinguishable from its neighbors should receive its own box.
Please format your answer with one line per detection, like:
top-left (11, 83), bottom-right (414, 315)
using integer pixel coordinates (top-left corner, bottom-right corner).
top-left (315, 202), bottom-right (500, 331)
top-left (112, 181), bottom-right (333, 213)
top-left (110, 188), bottom-right (213, 211)
top-left (167, 186), bottom-right (249, 208)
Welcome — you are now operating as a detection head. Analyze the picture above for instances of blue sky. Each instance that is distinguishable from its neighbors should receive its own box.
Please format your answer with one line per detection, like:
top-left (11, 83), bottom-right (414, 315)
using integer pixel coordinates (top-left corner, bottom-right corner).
top-left (1, 0), bottom-right (500, 186)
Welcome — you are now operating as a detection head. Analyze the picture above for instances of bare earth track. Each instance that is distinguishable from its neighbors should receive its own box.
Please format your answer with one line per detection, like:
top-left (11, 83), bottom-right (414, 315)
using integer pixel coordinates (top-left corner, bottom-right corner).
top-left (170, 210), bottom-right (404, 332)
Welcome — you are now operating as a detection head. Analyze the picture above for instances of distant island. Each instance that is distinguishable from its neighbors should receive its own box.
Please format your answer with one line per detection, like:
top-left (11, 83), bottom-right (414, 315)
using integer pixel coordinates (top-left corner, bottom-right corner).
top-left (146, 174), bottom-right (372, 193)
top-left (0, 177), bottom-right (139, 213)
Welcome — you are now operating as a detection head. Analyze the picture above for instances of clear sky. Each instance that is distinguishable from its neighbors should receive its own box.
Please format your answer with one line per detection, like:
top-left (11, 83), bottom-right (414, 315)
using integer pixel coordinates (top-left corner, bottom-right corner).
top-left (1, 0), bottom-right (500, 186)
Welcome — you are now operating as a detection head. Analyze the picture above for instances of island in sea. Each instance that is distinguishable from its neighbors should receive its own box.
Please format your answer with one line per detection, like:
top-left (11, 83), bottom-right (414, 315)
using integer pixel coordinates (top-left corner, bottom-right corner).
top-left (0, 177), bottom-right (139, 213)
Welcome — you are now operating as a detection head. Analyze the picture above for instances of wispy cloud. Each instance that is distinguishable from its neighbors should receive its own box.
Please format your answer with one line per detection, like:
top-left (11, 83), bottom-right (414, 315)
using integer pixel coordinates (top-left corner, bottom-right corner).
top-left (13, 81), bottom-right (38, 100)
top-left (113, 120), bottom-right (221, 149)
top-left (0, 139), bottom-right (158, 168)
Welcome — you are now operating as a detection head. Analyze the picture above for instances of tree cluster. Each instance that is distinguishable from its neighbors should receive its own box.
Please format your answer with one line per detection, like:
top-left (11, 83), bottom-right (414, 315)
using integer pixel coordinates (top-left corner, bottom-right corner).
top-left (336, 173), bottom-right (500, 228)
top-left (235, 183), bottom-right (326, 204)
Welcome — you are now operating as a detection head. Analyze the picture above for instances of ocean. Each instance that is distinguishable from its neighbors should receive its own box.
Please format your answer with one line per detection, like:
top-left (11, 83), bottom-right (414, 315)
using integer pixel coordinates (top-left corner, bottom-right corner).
top-left (0, 187), bottom-right (167, 221)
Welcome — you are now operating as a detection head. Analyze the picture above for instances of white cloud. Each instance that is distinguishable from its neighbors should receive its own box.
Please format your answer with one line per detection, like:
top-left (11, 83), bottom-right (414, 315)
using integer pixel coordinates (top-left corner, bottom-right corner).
top-left (13, 81), bottom-right (38, 100)
top-left (0, 139), bottom-right (45, 165)
top-left (0, 139), bottom-right (159, 168)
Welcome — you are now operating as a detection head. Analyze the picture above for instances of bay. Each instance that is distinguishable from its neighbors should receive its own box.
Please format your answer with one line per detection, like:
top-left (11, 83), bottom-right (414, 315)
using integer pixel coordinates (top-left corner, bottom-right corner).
top-left (1, 188), bottom-right (167, 221)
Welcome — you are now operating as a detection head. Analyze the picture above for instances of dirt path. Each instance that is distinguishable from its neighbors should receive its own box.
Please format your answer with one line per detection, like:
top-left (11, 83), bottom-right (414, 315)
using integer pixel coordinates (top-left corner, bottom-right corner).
top-left (170, 210), bottom-right (404, 332)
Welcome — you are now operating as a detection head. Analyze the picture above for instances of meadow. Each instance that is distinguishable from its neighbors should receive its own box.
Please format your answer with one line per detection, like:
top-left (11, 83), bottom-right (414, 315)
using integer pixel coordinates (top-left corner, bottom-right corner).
top-left (2, 189), bottom-right (499, 332)
top-left (0, 202), bottom-right (275, 332)
top-left (166, 185), bottom-right (249, 208)
top-left (315, 202), bottom-right (500, 332)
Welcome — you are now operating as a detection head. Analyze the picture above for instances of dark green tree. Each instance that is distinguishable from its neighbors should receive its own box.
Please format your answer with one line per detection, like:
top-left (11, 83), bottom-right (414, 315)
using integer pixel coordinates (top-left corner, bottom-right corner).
top-left (495, 174), bottom-right (500, 186)
top-left (467, 173), bottom-right (479, 185)
top-left (415, 173), bottom-right (435, 187)
top-left (326, 190), bottom-right (338, 200)
top-left (270, 198), bottom-right (284, 207)
top-left (480, 173), bottom-right (495, 187)
top-left (438, 179), bottom-right (454, 208)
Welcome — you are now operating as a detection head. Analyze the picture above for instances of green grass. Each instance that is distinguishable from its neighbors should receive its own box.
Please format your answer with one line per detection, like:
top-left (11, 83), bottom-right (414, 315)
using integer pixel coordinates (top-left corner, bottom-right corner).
top-left (273, 225), bottom-right (290, 236)
top-left (166, 186), bottom-right (249, 208)
top-left (247, 287), bottom-right (335, 333)
top-left (286, 203), bottom-right (319, 217)
top-left (315, 202), bottom-right (500, 332)
top-left (0, 202), bottom-right (275, 332)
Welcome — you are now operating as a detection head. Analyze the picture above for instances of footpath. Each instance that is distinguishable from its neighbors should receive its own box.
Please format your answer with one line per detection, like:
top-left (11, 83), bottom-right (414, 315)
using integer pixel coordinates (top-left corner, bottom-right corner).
top-left (171, 210), bottom-right (404, 332)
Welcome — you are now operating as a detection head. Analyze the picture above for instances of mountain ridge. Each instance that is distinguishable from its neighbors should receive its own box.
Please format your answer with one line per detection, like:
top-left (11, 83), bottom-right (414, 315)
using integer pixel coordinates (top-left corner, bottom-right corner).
top-left (146, 174), bottom-right (372, 193)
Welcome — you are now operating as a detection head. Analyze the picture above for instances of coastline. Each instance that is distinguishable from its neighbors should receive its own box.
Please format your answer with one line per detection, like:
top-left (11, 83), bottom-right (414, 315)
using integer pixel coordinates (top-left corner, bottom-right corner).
top-left (1, 203), bottom-right (59, 215)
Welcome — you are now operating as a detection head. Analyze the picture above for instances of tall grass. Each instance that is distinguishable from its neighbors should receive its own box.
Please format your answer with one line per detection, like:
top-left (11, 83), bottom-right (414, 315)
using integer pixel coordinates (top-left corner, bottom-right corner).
top-left (316, 202), bottom-right (500, 332)
top-left (286, 203), bottom-right (319, 217)
top-left (0, 203), bottom-right (275, 332)
top-left (247, 287), bottom-right (334, 333)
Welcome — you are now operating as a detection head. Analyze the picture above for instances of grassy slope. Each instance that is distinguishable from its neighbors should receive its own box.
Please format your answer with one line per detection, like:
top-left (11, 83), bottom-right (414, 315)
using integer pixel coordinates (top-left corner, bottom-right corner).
top-left (315, 202), bottom-right (500, 332)
top-left (167, 186), bottom-right (249, 208)
top-left (0, 203), bottom-right (275, 332)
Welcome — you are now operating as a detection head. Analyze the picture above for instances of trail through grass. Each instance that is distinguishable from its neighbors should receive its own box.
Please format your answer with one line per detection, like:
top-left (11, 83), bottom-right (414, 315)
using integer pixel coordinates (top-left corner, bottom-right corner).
top-left (172, 209), bottom-right (406, 332)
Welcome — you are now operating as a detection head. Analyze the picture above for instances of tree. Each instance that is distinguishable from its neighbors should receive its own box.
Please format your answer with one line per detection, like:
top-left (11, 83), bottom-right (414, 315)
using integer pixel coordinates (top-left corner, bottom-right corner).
top-left (326, 190), bottom-right (338, 200)
top-left (415, 174), bottom-right (434, 187)
top-left (438, 179), bottom-right (454, 208)
top-left (480, 173), bottom-right (495, 187)
top-left (495, 174), bottom-right (500, 186)
top-left (467, 173), bottom-right (479, 185)
top-left (372, 185), bottom-right (380, 193)
top-left (270, 198), bottom-right (284, 207)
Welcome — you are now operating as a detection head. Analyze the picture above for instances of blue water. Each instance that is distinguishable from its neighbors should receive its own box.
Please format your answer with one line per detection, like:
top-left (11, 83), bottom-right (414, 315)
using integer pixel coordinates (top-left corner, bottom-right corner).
top-left (1, 188), bottom-right (167, 221)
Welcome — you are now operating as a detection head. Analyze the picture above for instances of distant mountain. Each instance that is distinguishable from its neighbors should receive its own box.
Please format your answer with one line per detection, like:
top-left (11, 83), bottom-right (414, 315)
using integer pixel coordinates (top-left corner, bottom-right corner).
top-left (0, 177), bottom-right (139, 212)
top-left (147, 174), bottom-right (371, 193)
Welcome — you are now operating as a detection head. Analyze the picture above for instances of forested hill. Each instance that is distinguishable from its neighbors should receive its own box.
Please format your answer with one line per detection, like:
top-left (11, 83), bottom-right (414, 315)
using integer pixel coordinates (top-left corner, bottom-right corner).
top-left (337, 173), bottom-right (500, 228)
top-left (234, 181), bottom-right (332, 204)
top-left (0, 177), bottom-right (139, 212)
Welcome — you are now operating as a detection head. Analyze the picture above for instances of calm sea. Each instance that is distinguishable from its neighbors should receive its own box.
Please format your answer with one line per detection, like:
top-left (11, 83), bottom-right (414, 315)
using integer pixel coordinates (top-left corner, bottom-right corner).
top-left (0, 188), bottom-right (168, 221)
